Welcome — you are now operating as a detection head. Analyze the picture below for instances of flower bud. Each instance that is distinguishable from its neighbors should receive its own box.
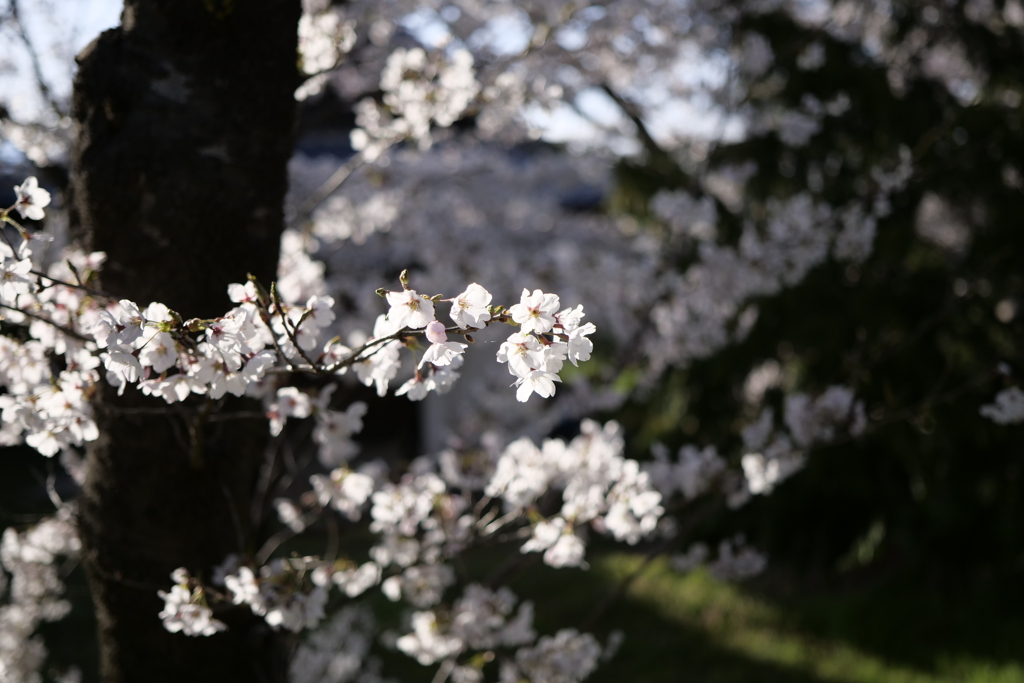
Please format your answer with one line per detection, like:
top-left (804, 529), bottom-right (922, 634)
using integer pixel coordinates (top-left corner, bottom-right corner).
top-left (425, 320), bottom-right (447, 344)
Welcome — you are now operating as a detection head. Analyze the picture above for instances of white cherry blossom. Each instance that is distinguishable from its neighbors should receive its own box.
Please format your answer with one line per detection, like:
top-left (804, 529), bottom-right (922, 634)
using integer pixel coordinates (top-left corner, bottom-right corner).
top-left (450, 283), bottom-right (492, 329)
top-left (567, 322), bottom-right (595, 366)
top-left (396, 611), bottom-right (463, 666)
top-left (386, 289), bottom-right (435, 329)
top-left (496, 333), bottom-right (544, 378)
top-left (268, 386), bottom-right (312, 436)
top-left (509, 289), bottom-right (560, 335)
top-left (331, 561), bottom-right (381, 597)
top-left (422, 340), bottom-right (467, 367)
top-left (138, 332), bottom-right (178, 373)
top-left (396, 375), bottom-right (431, 401)
top-left (980, 387), bottom-right (1024, 425)
top-left (0, 256), bottom-right (34, 302)
top-left (514, 370), bottom-right (560, 403)
top-left (310, 468), bottom-right (375, 520)
top-left (12, 176), bottom-right (51, 221)
top-left (157, 569), bottom-right (226, 637)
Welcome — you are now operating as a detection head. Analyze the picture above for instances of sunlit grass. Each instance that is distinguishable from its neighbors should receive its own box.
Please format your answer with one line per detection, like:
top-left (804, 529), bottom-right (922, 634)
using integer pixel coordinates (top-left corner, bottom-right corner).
top-left (37, 543), bottom-right (1024, 682)
top-left (515, 552), bottom-right (1024, 683)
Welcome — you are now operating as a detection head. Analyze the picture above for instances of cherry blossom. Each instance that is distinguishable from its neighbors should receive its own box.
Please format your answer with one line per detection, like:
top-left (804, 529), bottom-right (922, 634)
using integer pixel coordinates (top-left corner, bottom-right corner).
top-left (521, 518), bottom-right (587, 568)
top-left (138, 332), bottom-right (179, 373)
top-left (509, 288), bottom-right (560, 335)
top-left (496, 333), bottom-right (545, 378)
top-left (157, 569), bottom-right (226, 637)
top-left (514, 370), bottom-right (561, 403)
top-left (424, 320), bottom-right (447, 344)
top-left (980, 387), bottom-right (1024, 425)
top-left (331, 561), bottom-right (382, 598)
top-left (0, 255), bottom-right (33, 302)
top-left (396, 611), bottom-right (463, 665)
top-left (450, 283), bottom-right (492, 329)
top-left (310, 467), bottom-right (375, 521)
top-left (12, 176), bottom-right (51, 221)
top-left (566, 323), bottom-right (595, 366)
top-left (385, 288), bottom-right (435, 329)
top-left (268, 386), bottom-right (313, 436)
top-left (422, 340), bottom-right (468, 367)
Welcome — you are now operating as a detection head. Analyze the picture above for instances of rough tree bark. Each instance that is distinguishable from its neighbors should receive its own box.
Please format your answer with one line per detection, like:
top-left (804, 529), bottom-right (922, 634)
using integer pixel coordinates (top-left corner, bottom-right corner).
top-left (70, 1), bottom-right (301, 680)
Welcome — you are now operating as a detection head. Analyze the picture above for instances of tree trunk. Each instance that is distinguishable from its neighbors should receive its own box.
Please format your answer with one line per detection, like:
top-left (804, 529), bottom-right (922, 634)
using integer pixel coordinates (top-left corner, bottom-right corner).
top-left (70, 1), bottom-right (301, 680)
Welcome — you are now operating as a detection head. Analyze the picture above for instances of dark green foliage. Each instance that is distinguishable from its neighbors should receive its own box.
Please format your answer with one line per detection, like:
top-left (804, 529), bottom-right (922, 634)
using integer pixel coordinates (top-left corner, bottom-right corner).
top-left (614, 3), bottom-right (1024, 582)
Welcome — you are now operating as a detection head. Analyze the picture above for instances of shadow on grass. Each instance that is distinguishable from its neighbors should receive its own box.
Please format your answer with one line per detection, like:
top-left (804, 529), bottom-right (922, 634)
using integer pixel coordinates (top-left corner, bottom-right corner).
top-left (19, 527), bottom-right (1024, 683)
top-left (543, 552), bottom-right (1024, 683)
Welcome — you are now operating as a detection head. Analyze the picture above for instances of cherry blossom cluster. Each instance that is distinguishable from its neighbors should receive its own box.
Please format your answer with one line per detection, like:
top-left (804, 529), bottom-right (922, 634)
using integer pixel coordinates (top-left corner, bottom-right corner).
top-left (221, 560), bottom-right (603, 683)
top-left (496, 289), bottom-right (595, 403)
top-left (157, 568), bottom-right (226, 637)
top-left (289, 583), bottom-right (601, 683)
top-left (731, 386), bottom-right (867, 507)
top-left (169, 552), bottom-right (605, 683)
top-left (288, 144), bottom-right (638, 443)
top-left (371, 278), bottom-right (594, 404)
top-left (221, 558), bottom-right (332, 633)
top-left (392, 587), bottom-right (604, 683)
top-left (287, 134), bottom-right (909, 445)
top-left (154, 419), bottom-right (660, 670)
top-left (0, 509), bottom-right (81, 683)
top-left (489, 420), bottom-right (663, 564)
top-left (645, 443), bottom-right (727, 503)
top-left (1, 177), bottom-right (50, 304)
top-left (351, 46), bottom-right (480, 154)
top-left (296, 4), bottom-right (357, 101)
top-left (645, 159), bottom-right (913, 373)
top-left (287, 605), bottom-right (384, 683)
top-left (0, 178), bottom-right (598, 463)
top-left (980, 386), bottom-right (1024, 425)
top-left (670, 536), bottom-right (768, 582)
top-left (395, 584), bottom-right (536, 667)
top-left (644, 384), bottom-right (868, 515)
top-left (0, 180), bottom-right (109, 457)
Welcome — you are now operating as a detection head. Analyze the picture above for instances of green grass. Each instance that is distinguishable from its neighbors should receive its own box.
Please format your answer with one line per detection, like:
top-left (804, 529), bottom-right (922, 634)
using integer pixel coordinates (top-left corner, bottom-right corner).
top-left (506, 553), bottom-right (1024, 683)
top-left (35, 544), bottom-right (1024, 682)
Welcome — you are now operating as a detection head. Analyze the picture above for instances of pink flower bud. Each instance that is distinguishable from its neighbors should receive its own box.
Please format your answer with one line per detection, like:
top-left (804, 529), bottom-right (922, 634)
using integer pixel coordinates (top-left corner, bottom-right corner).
top-left (425, 320), bottom-right (447, 344)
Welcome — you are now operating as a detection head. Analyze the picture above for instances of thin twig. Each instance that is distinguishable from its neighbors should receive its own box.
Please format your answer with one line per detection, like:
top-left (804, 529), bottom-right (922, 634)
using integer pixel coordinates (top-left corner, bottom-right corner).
top-left (10, 0), bottom-right (64, 116)
top-left (598, 80), bottom-right (733, 219)
top-left (296, 151), bottom-right (370, 221)
top-left (481, 508), bottom-right (523, 536)
top-left (254, 510), bottom-right (321, 566)
top-left (271, 286), bottom-right (324, 373)
top-left (261, 284), bottom-right (303, 373)
top-left (0, 302), bottom-right (91, 342)
top-left (31, 269), bottom-right (115, 298)
top-left (221, 483), bottom-right (246, 554)
top-left (0, 506), bottom-right (53, 523)
top-left (206, 411), bottom-right (267, 422)
top-left (44, 461), bottom-right (63, 510)
top-left (323, 322), bottom-right (476, 374)
top-left (324, 513), bottom-right (340, 566)
top-left (187, 400), bottom-right (216, 470)
top-left (252, 434), bottom-right (285, 529)
top-left (430, 659), bottom-right (456, 683)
